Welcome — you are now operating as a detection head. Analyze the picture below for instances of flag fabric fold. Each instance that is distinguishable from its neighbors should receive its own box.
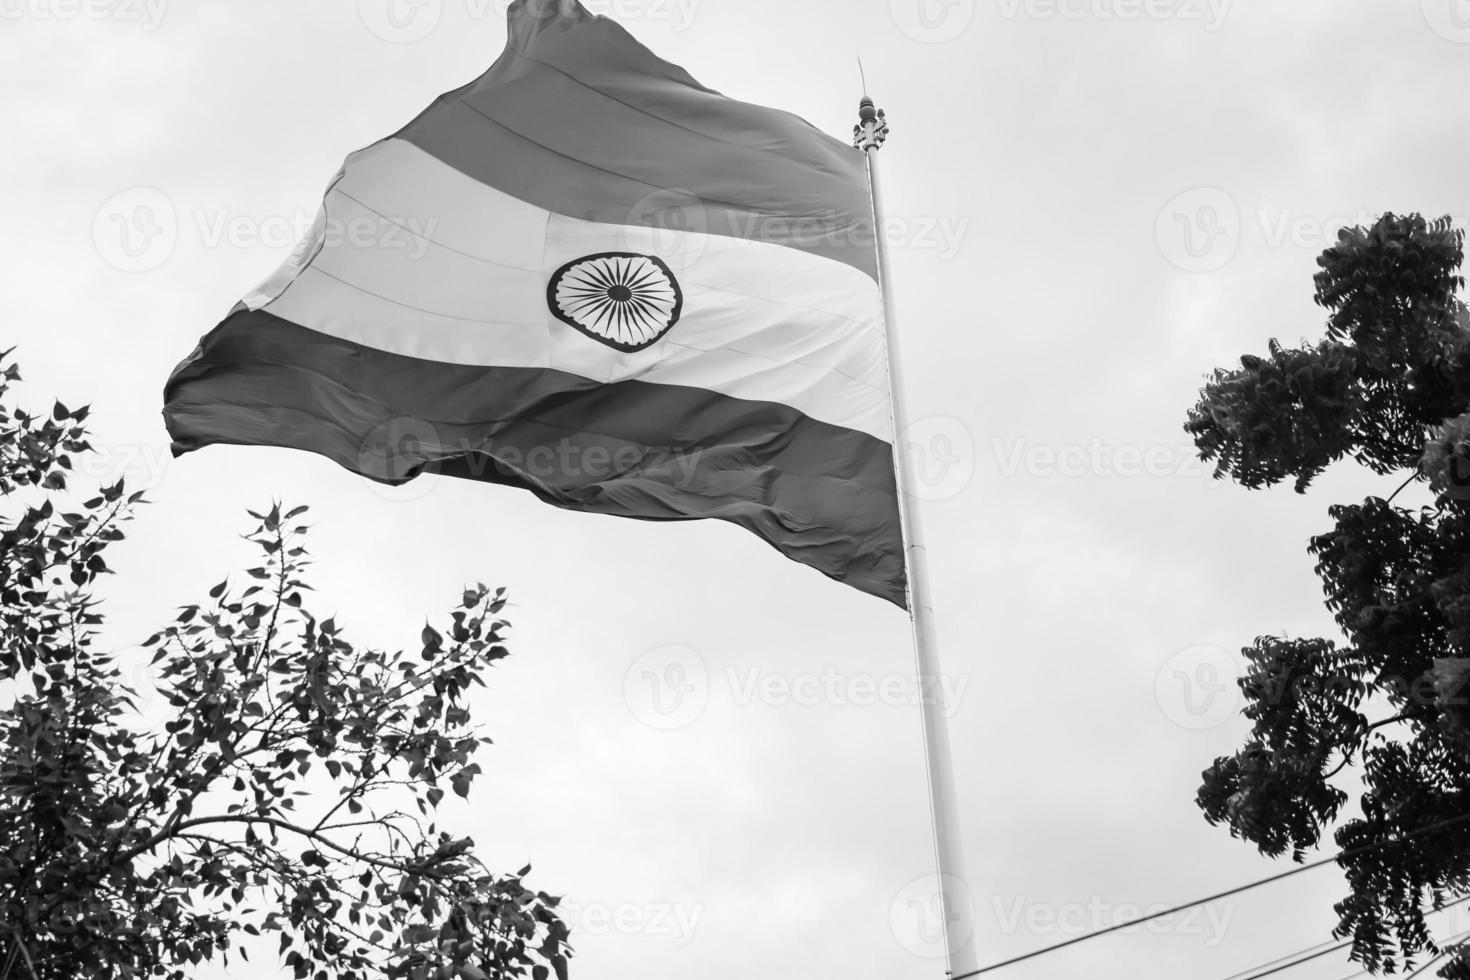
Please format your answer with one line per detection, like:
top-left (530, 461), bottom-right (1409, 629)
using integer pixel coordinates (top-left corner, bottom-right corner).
top-left (164, 0), bottom-right (907, 607)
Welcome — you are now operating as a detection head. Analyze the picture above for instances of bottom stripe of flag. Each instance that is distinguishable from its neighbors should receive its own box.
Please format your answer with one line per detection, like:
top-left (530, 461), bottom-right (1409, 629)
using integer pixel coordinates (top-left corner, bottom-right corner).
top-left (164, 309), bottom-right (907, 606)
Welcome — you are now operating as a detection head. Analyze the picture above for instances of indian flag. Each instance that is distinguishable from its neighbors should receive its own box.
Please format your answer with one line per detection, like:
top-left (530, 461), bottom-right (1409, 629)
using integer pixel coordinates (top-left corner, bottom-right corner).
top-left (163, 0), bottom-right (905, 606)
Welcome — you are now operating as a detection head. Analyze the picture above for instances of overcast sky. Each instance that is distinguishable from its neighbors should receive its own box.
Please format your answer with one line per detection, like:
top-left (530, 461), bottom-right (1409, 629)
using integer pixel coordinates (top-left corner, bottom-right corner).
top-left (6, 1), bottom-right (1470, 978)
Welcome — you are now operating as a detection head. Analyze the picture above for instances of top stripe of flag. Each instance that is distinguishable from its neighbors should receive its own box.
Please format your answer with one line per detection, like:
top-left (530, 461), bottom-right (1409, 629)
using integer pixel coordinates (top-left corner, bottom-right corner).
top-left (395, 0), bottom-right (879, 278)
top-left (164, 0), bottom-right (908, 606)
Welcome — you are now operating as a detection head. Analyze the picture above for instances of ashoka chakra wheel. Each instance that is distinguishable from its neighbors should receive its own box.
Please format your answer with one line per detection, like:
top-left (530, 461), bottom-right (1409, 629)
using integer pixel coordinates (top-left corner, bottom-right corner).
top-left (548, 252), bottom-right (684, 353)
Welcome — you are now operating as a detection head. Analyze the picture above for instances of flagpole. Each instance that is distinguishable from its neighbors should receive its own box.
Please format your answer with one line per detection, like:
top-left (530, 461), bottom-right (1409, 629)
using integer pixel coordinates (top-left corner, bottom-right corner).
top-left (855, 96), bottom-right (980, 979)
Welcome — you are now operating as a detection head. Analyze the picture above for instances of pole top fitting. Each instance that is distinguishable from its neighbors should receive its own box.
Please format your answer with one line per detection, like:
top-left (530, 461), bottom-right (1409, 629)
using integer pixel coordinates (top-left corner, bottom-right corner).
top-left (853, 97), bottom-right (889, 152)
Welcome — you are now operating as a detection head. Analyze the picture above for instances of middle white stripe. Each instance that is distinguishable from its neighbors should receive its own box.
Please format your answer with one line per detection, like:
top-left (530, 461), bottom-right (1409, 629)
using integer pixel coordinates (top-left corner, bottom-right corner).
top-left (254, 138), bottom-right (893, 441)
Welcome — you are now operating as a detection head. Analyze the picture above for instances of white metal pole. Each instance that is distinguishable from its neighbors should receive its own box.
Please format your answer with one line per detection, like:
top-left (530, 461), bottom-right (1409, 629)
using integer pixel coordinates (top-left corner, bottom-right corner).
top-left (855, 96), bottom-right (980, 979)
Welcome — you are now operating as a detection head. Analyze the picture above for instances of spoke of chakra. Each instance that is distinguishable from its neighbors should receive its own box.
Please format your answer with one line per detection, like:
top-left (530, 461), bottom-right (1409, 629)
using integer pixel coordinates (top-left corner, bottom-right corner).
top-left (563, 294), bottom-right (612, 316)
top-left (636, 298), bottom-right (673, 317)
top-left (562, 282), bottom-right (611, 299)
top-left (630, 306), bottom-right (658, 336)
top-left (624, 268), bottom-right (661, 291)
top-left (580, 265), bottom-right (617, 292)
top-left (594, 300), bottom-right (619, 332)
top-left (566, 284), bottom-right (617, 299)
top-left (563, 290), bottom-right (616, 309)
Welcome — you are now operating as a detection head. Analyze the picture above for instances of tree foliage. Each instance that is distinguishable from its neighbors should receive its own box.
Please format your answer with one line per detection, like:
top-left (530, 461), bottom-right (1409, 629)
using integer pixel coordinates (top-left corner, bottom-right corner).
top-left (0, 352), bottom-right (570, 979)
top-left (1187, 214), bottom-right (1470, 976)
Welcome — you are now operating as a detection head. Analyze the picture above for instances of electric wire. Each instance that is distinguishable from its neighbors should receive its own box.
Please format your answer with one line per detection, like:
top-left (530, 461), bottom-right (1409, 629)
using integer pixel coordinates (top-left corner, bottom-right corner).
top-left (1217, 938), bottom-right (1348, 980)
top-left (953, 812), bottom-right (1470, 979)
top-left (1236, 938), bottom-right (1353, 980)
top-left (1224, 898), bottom-right (1470, 980)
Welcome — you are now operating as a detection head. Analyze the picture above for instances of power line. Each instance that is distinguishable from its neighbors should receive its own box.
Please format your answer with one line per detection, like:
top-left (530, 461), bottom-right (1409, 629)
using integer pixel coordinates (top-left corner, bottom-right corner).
top-left (1324, 930), bottom-right (1470, 980)
top-left (957, 855), bottom-right (1338, 978)
top-left (1237, 938), bottom-right (1352, 980)
top-left (1405, 931), bottom-right (1470, 980)
top-left (955, 812), bottom-right (1470, 979)
top-left (1329, 939), bottom-right (1468, 980)
top-left (1408, 953), bottom-right (1452, 980)
top-left (1217, 938), bottom-right (1344, 980)
top-left (1225, 898), bottom-right (1470, 980)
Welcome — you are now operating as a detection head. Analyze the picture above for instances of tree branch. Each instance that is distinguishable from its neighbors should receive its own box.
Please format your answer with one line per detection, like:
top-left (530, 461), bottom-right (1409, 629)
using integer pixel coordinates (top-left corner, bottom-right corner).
top-left (123, 815), bottom-right (429, 875)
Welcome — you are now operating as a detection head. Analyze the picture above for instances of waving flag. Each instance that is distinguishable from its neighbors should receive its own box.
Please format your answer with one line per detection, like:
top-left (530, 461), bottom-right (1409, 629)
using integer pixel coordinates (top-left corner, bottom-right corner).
top-left (164, 0), bottom-right (904, 606)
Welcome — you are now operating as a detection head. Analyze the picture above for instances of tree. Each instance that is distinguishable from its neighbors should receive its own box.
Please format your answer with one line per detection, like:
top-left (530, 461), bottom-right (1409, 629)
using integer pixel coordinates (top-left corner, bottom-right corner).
top-left (0, 351), bottom-right (571, 980)
top-left (1186, 214), bottom-right (1470, 977)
